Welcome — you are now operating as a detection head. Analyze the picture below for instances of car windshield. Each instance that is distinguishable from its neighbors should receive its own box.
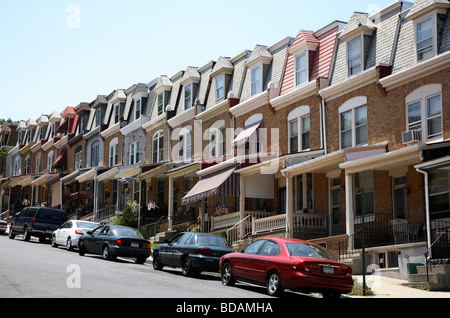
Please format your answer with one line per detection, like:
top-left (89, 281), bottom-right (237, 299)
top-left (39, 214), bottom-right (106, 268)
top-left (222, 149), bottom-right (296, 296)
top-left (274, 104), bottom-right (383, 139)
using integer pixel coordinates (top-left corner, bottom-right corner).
top-left (112, 227), bottom-right (143, 238)
top-left (286, 243), bottom-right (336, 260)
top-left (76, 222), bottom-right (98, 229)
top-left (197, 235), bottom-right (231, 248)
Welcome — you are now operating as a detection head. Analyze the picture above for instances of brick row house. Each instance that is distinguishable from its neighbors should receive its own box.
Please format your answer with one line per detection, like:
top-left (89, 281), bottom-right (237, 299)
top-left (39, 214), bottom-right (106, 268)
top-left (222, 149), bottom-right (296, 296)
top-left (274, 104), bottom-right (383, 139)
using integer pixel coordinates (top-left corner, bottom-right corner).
top-left (1, 0), bottom-right (449, 280)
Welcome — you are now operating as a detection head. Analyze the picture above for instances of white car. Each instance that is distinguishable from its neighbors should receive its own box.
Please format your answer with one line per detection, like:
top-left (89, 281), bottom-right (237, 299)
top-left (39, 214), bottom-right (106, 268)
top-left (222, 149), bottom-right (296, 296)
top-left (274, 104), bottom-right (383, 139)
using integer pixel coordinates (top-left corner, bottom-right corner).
top-left (51, 220), bottom-right (99, 250)
top-left (0, 215), bottom-right (7, 235)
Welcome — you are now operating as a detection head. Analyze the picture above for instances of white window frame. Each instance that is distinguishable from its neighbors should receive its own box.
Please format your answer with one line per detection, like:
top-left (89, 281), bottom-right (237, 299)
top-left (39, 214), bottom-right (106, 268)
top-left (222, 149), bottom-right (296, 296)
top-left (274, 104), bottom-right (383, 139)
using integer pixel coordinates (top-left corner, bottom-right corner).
top-left (13, 156), bottom-right (20, 176)
top-left (339, 97), bottom-right (367, 149)
top-left (295, 51), bottom-right (308, 86)
top-left (152, 131), bottom-right (164, 163)
top-left (347, 35), bottom-right (362, 76)
top-left (114, 104), bottom-right (120, 124)
top-left (178, 127), bottom-right (192, 162)
top-left (24, 155), bottom-right (30, 175)
top-left (135, 98), bottom-right (142, 121)
top-left (296, 173), bottom-right (313, 213)
top-left (90, 142), bottom-right (99, 167)
top-left (47, 150), bottom-right (54, 171)
top-left (184, 84), bottom-right (192, 110)
top-left (129, 141), bottom-right (140, 165)
top-left (109, 138), bottom-right (119, 167)
top-left (215, 75), bottom-right (225, 101)
top-left (416, 15), bottom-right (435, 62)
top-left (35, 153), bottom-right (41, 174)
top-left (210, 127), bottom-right (225, 159)
top-left (75, 148), bottom-right (83, 170)
top-left (405, 84), bottom-right (443, 142)
top-left (251, 64), bottom-right (262, 96)
top-left (288, 106), bottom-right (311, 153)
top-left (157, 92), bottom-right (165, 116)
top-left (95, 108), bottom-right (101, 127)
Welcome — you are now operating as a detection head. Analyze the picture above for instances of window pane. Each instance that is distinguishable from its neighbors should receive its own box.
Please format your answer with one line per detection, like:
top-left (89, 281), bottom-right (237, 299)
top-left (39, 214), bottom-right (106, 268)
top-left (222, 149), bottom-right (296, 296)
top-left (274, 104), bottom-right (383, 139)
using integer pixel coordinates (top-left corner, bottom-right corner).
top-left (251, 66), bottom-right (261, 96)
top-left (295, 53), bottom-right (307, 86)
top-left (340, 111), bottom-right (352, 130)
top-left (427, 95), bottom-right (441, 117)
top-left (408, 101), bottom-right (422, 130)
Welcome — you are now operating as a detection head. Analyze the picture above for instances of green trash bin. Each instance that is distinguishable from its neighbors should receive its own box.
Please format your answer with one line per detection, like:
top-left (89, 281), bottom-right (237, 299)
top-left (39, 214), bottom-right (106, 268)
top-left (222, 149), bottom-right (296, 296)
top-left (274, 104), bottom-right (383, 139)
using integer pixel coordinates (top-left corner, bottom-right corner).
top-left (407, 263), bottom-right (424, 275)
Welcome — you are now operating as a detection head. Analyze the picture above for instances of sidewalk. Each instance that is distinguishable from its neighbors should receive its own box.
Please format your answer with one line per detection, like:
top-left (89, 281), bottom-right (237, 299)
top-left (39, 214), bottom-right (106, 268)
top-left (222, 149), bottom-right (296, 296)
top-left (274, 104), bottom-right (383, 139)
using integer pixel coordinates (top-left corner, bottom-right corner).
top-left (352, 275), bottom-right (450, 298)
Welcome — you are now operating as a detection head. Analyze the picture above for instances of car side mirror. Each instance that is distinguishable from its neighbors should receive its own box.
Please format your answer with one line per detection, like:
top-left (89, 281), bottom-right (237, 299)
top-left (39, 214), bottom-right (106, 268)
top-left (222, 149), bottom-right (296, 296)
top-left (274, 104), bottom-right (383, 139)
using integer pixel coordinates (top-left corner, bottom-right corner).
top-left (87, 231), bottom-right (93, 236)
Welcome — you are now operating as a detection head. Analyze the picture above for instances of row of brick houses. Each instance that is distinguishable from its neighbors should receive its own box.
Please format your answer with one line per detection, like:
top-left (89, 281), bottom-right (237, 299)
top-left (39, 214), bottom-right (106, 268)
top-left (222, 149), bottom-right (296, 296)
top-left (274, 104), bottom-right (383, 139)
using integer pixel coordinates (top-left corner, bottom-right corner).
top-left (1, 0), bottom-right (449, 280)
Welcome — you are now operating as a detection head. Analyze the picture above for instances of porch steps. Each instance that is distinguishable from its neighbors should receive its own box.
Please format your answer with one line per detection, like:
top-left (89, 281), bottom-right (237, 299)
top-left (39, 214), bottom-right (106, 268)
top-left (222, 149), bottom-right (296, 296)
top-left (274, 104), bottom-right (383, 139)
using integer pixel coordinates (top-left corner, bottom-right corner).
top-left (405, 264), bottom-right (450, 291)
top-left (340, 253), bottom-right (371, 275)
top-left (150, 230), bottom-right (177, 245)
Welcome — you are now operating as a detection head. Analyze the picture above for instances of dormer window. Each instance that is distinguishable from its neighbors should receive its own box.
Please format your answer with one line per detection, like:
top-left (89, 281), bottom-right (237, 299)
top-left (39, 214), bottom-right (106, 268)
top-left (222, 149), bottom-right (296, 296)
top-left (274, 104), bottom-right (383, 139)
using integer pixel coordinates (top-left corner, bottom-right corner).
top-left (215, 75), bottom-right (225, 101)
top-left (295, 51), bottom-right (308, 86)
top-left (184, 84), bottom-right (192, 110)
top-left (347, 36), bottom-right (362, 76)
top-left (135, 99), bottom-right (141, 120)
top-left (114, 104), bottom-right (120, 124)
top-left (157, 92), bottom-right (165, 116)
top-left (95, 108), bottom-right (102, 127)
top-left (416, 16), bottom-right (434, 61)
top-left (251, 65), bottom-right (262, 96)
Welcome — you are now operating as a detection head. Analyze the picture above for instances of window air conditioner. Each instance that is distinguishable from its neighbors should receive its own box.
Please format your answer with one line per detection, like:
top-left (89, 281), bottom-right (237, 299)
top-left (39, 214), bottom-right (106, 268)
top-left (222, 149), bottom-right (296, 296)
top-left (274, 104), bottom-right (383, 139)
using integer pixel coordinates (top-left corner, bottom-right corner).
top-left (402, 130), bottom-right (422, 144)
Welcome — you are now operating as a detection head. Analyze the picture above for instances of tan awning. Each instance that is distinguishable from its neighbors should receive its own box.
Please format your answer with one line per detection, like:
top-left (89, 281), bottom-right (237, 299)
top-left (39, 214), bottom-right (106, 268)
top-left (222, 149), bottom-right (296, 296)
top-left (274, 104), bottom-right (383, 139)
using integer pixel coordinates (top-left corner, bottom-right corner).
top-left (231, 120), bottom-right (261, 147)
top-left (76, 168), bottom-right (97, 183)
top-left (182, 165), bottom-right (237, 205)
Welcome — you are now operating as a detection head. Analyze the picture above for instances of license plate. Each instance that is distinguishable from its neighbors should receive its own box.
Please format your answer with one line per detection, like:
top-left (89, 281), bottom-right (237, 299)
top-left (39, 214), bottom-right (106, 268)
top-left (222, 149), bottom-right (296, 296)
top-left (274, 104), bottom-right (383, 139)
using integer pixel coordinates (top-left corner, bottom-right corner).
top-left (322, 266), bottom-right (334, 275)
top-left (131, 243), bottom-right (139, 248)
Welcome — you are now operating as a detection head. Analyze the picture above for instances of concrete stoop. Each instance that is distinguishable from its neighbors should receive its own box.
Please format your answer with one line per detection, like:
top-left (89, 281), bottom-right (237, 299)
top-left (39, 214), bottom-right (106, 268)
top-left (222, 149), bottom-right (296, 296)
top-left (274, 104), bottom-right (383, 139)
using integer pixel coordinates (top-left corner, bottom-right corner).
top-left (340, 253), bottom-right (371, 275)
top-left (405, 264), bottom-right (450, 291)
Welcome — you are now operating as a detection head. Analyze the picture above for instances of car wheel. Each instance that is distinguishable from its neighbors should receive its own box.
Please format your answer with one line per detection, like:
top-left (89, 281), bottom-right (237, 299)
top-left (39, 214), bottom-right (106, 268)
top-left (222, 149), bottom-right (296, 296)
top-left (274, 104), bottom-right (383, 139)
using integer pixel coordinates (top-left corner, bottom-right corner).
top-left (221, 262), bottom-right (236, 286)
top-left (9, 228), bottom-right (15, 240)
top-left (51, 235), bottom-right (58, 247)
top-left (135, 257), bottom-right (146, 265)
top-left (152, 252), bottom-right (164, 270)
top-left (182, 257), bottom-right (194, 277)
top-left (102, 245), bottom-right (112, 261)
top-left (66, 238), bottom-right (73, 251)
top-left (23, 227), bottom-right (31, 241)
top-left (266, 271), bottom-right (284, 297)
top-left (78, 240), bottom-right (85, 256)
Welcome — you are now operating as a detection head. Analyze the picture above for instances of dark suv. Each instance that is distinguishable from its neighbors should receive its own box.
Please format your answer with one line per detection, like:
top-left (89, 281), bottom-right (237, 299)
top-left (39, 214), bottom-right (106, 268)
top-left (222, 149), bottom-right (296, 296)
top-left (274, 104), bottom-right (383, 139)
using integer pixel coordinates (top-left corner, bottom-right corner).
top-left (9, 207), bottom-right (68, 242)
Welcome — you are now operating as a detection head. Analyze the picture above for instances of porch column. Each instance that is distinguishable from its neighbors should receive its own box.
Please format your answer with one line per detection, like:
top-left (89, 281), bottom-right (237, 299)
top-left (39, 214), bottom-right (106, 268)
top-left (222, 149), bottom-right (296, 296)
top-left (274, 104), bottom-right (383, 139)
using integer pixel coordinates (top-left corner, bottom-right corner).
top-left (345, 172), bottom-right (355, 249)
top-left (199, 198), bottom-right (205, 232)
top-left (286, 174), bottom-right (294, 238)
top-left (239, 174), bottom-right (245, 235)
top-left (168, 176), bottom-right (173, 230)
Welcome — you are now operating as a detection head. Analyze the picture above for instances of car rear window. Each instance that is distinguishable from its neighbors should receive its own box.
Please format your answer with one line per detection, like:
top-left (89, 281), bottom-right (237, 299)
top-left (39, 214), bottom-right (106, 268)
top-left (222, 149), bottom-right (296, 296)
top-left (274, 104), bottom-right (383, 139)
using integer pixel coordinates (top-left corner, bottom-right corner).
top-left (112, 227), bottom-right (143, 238)
top-left (76, 222), bottom-right (98, 229)
top-left (36, 208), bottom-right (67, 221)
top-left (286, 243), bottom-right (336, 260)
top-left (197, 235), bottom-right (230, 247)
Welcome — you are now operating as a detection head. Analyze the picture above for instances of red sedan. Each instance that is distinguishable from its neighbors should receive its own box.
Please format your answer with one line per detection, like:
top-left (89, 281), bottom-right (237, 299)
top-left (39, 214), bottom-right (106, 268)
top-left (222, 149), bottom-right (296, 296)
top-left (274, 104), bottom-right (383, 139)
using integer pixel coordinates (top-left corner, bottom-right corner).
top-left (219, 237), bottom-right (353, 298)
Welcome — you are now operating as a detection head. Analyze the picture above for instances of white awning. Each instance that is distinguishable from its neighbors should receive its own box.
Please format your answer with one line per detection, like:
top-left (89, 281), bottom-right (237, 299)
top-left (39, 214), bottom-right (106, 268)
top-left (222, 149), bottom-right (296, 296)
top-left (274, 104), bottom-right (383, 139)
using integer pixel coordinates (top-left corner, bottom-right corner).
top-left (231, 120), bottom-right (261, 147)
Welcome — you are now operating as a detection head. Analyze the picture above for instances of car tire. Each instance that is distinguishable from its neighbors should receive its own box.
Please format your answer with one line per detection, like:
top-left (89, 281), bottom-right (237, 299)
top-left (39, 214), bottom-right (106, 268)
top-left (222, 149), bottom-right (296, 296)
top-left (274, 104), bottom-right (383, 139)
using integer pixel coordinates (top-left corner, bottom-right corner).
top-left (135, 257), bottom-right (146, 265)
top-left (78, 240), bottom-right (86, 256)
top-left (152, 252), bottom-right (164, 270)
top-left (51, 235), bottom-right (58, 247)
top-left (266, 271), bottom-right (283, 297)
top-left (9, 228), bottom-right (15, 240)
top-left (182, 256), bottom-right (194, 277)
top-left (66, 238), bottom-right (73, 251)
top-left (221, 262), bottom-right (236, 286)
top-left (102, 245), bottom-right (112, 261)
top-left (23, 227), bottom-right (31, 241)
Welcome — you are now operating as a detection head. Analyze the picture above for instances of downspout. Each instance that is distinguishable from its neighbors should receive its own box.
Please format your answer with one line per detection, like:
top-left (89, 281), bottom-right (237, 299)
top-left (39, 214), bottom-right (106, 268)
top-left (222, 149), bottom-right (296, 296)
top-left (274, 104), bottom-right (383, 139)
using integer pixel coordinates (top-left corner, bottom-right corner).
top-left (321, 98), bottom-right (327, 155)
top-left (415, 163), bottom-right (432, 260)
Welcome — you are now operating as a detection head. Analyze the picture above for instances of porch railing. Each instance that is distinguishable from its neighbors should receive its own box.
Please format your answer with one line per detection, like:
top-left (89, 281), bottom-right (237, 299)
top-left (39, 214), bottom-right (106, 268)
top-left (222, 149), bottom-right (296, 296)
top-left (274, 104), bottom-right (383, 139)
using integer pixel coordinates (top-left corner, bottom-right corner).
top-left (226, 215), bottom-right (252, 245)
top-left (210, 210), bottom-right (275, 232)
top-left (253, 213), bottom-right (328, 237)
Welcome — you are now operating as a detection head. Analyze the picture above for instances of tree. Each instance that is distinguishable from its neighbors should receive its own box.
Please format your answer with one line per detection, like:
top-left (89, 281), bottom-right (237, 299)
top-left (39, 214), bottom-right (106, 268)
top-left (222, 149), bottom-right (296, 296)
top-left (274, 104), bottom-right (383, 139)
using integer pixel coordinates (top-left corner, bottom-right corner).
top-left (112, 200), bottom-right (139, 228)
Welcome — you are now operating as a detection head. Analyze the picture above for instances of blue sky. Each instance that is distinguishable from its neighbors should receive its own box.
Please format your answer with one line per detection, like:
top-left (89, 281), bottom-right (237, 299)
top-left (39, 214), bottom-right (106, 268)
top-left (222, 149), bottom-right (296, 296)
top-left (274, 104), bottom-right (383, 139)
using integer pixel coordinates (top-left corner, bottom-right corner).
top-left (0, 0), bottom-right (404, 121)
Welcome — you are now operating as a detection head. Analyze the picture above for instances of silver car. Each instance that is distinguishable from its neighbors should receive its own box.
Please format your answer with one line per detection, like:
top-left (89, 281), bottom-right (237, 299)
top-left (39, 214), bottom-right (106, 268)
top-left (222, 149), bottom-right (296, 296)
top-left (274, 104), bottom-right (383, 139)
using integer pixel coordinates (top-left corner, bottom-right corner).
top-left (51, 220), bottom-right (99, 250)
top-left (0, 215), bottom-right (7, 235)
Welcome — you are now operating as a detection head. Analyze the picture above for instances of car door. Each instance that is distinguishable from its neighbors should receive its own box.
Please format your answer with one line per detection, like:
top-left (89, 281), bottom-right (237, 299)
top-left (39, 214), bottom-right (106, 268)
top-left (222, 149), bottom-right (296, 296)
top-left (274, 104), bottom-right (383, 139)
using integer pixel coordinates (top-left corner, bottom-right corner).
top-left (12, 208), bottom-right (28, 232)
top-left (233, 239), bottom-right (266, 281)
top-left (159, 233), bottom-right (183, 266)
top-left (250, 240), bottom-right (281, 283)
top-left (170, 233), bottom-right (193, 266)
top-left (57, 221), bottom-right (72, 245)
top-left (92, 226), bottom-right (111, 254)
top-left (83, 226), bottom-right (104, 252)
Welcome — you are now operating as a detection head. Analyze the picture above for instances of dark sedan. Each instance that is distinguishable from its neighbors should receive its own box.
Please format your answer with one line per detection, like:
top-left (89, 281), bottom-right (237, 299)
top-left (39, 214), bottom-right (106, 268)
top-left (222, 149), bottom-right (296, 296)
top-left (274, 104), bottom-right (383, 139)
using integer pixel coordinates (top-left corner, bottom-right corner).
top-left (78, 225), bottom-right (151, 264)
top-left (152, 232), bottom-right (235, 276)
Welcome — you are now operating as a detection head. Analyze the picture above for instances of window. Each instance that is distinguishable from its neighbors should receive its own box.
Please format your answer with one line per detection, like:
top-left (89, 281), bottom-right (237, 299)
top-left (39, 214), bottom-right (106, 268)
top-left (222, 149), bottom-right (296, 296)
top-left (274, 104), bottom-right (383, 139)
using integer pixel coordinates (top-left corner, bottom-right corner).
top-left (157, 92), bottom-right (165, 116)
top-left (393, 176), bottom-right (407, 219)
top-left (35, 153), bottom-right (41, 174)
top-left (347, 36), bottom-right (362, 76)
top-left (47, 151), bottom-right (54, 171)
top-left (417, 16), bottom-right (434, 61)
top-left (156, 179), bottom-right (165, 206)
top-left (75, 147), bottom-right (82, 170)
top-left (95, 108), bottom-right (102, 127)
top-left (428, 169), bottom-right (449, 220)
top-left (135, 99), bottom-right (141, 120)
top-left (27, 129), bottom-right (32, 143)
top-left (178, 128), bottom-right (192, 162)
top-left (289, 115), bottom-right (310, 153)
top-left (50, 122), bottom-right (56, 138)
top-left (24, 155), bottom-right (30, 175)
top-left (216, 75), bottom-right (224, 101)
top-left (114, 104), bottom-right (120, 124)
top-left (251, 65), bottom-right (262, 96)
top-left (18, 130), bottom-right (25, 144)
top-left (129, 142), bottom-right (139, 165)
top-left (184, 84), bottom-right (192, 110)
top-left (244, 240), bottom-right (266, 255)
top-left (340, 104), bottom-right (367, 149)
top-left (296, 173), bottom-right (313, 212)
top-left (406, 85), bottom-right (442, 141)
top-left (90, 141), bottom-right (99, 167)
top-left (109, 141), bottom-right (118, 166)
top-left (39, 125), bottom-right (47, 140)
top-left (13, 156), bottom-right (20, 176)
top-left (289, 120), bottom-right (298, 153)
top-left (152, 131), bottom-right (164, 163)
top-left (354, 171), bottom-right (374, 217)
top-left (210, 127), bottom-right (225, 159)
top-left (295, 52), bottom-right (308, 86)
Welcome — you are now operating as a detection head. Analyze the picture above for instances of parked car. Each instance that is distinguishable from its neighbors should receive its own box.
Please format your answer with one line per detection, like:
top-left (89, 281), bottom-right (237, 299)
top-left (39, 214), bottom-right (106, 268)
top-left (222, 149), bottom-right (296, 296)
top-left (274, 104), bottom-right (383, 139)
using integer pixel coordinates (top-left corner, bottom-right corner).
top-left (0, 215), bottom-right (7, 235)
top-left (78, 225), bottom-right (151, 264)
top-left (9, 207), bottom-right (68, 242)
top-left (51, 220), bottom-right (99, 250)
top-left (220, 237), bottom-right (354, 298)
top-left (152, 232), bottom-right (235, 276)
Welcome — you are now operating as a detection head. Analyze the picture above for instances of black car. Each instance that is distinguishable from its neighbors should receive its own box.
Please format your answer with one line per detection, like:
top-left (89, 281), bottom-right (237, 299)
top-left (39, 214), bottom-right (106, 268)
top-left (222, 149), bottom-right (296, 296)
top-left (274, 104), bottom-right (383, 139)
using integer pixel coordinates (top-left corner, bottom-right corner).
top-left (78, 225), bottom-right (151, 264)
top-left (9, 207), bottom-right (67, 242)
top-left (152, 232), bottom-right (235, 276)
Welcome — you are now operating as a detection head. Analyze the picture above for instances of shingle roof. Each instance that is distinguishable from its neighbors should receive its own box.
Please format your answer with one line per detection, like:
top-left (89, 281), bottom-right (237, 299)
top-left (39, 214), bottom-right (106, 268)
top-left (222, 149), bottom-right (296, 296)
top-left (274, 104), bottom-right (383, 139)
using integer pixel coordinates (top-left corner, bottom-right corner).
top-left (406, 0), bottom-right (450, 18)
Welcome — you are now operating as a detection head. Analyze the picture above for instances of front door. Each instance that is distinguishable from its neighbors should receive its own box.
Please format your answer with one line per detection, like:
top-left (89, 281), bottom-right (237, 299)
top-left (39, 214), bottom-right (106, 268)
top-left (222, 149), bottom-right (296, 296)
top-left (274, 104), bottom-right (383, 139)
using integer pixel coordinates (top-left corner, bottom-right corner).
top-left (330, 178), bottom-right (341, 236)
top-left (393, 176), bottom-right (408, 219)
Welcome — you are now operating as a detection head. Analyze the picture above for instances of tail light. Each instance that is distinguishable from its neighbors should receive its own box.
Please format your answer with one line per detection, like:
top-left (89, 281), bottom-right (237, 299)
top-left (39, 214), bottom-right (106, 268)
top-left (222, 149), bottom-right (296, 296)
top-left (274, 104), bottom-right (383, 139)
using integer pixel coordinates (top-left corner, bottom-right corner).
top-left (147, 243), bottom-right (151, 249)
top-left (115, 239), bottom-right (122, 246)
top-left (75, 230), bottom-right (84, 235)
top-left (346, 266), bottom-right (352, 277)
top-left (32, 218), bottom-right (36, 225)
top-left (198, 248), bottom-right (212, 255)
top-left (294, 260), bottom-right (310, 272)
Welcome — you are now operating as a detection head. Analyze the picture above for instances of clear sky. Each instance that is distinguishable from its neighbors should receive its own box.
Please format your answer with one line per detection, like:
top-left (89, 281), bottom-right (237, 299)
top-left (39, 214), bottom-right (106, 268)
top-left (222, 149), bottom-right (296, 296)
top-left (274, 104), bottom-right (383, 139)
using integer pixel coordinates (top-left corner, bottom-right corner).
top-left (0, 0), bottom-right (405, 122)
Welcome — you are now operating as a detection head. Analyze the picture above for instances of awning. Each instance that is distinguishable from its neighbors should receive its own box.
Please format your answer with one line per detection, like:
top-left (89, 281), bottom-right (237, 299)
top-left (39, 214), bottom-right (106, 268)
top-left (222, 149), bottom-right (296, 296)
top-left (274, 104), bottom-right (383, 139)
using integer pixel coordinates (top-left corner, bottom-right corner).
top-left (18, 176), bottom-right (34, 187)
top-left (10, 176), bottom-right (27, 188)
top-left (76, 168), bottom-right (97, 183)
top-left (231, 120), bottom-right (261, 147)
top-left (31, 174), bottom-right (49, 186)
top-left (52, 147), bottom-right (68, 169)
top-left (0, 178), bottom-right (10, 189)
top-left (182, 165), bottom-right (238, 205)
top-left (117, 165), bottom-right (141, 181)
top-left (61, 170), bottom-right (81, 185)
top-left (96, 167), bottom-right (119, 182)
